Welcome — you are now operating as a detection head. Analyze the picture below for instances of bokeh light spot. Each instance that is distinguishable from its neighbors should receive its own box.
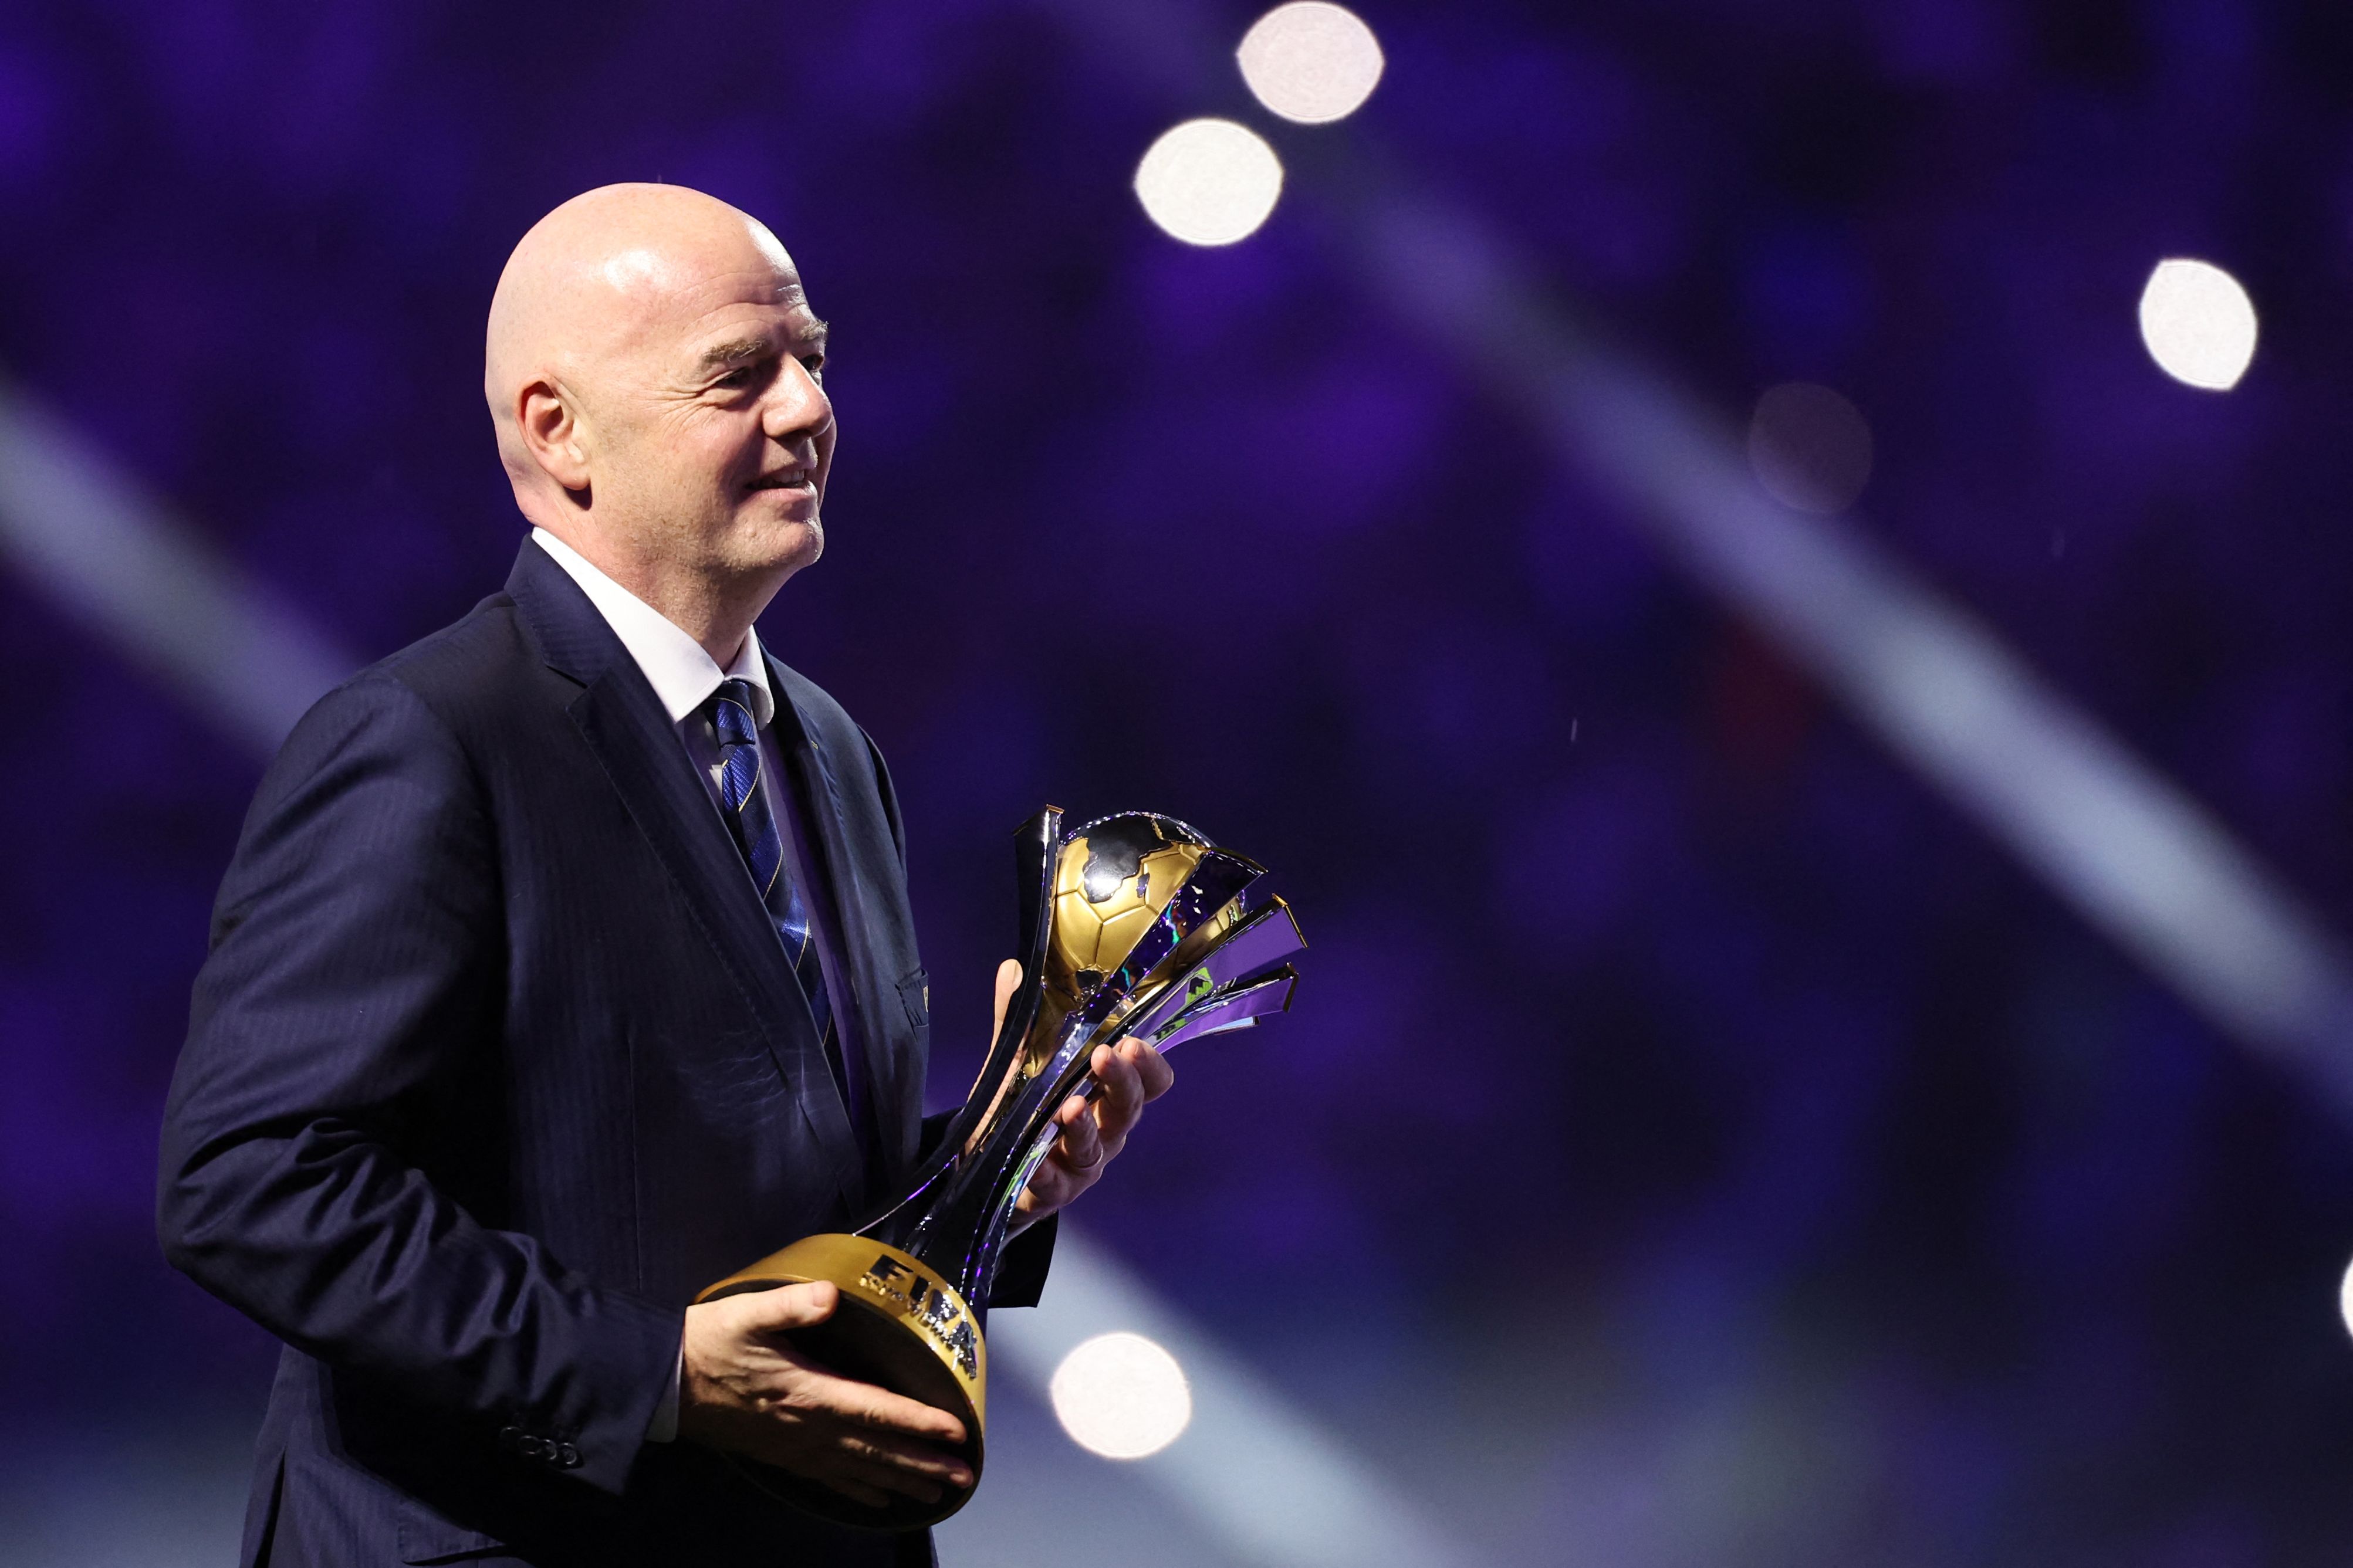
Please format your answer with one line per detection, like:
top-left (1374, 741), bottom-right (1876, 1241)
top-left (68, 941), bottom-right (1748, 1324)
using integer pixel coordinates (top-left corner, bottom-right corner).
top-left (1746, 382), bottom-right (1875, 515)
top-left (2338, 1255), bottom-right (2353, 1342)
top-left (1049, 1332), bottom-right (1192, 1459)
top-left (1134, 119), bottom-right (1284, 246)
top-left (2138, 258), bottom-right (2257, 391)
top-left (1238, 2), bottom-right (1385, 124)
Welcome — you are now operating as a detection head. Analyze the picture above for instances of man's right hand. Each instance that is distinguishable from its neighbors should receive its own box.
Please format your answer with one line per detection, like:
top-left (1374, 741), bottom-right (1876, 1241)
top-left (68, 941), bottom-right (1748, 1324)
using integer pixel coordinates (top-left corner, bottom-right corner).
top-left (677, 1282), bottom-right (973, 1509)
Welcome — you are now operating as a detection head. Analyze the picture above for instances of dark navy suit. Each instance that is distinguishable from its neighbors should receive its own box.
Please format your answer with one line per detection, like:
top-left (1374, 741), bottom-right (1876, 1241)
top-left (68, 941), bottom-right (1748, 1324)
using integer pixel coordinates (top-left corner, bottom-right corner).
top-left (158, 539), bottom-right (1044, 1566)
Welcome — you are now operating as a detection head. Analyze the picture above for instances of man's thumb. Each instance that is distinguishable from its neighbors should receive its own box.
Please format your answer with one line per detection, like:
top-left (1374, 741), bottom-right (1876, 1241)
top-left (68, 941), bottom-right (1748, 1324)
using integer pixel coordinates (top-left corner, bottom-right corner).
top-left (740, 1279), bottom-right (839, 1332)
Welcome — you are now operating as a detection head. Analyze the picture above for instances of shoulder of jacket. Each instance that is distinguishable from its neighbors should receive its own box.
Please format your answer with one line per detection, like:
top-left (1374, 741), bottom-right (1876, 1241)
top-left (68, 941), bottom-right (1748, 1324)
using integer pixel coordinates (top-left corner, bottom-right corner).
top-left (276, 593), bottom-right (534, 761)
top-left (368, 591), bottom-right (530, 699)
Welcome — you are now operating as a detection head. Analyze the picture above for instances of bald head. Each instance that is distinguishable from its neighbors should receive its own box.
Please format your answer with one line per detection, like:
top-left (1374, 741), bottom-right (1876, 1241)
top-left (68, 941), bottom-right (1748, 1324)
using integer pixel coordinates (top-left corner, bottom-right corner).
top-left (482, 183), bottom-right (836, 661)
top-left (486, 185), bottom-right (801, 465)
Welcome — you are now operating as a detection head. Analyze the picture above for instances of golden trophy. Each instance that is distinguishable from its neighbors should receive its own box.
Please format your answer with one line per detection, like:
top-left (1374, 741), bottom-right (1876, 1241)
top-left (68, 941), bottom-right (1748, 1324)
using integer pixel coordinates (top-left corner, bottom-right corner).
top-left (697, 807), bottom-right (1304, 1528)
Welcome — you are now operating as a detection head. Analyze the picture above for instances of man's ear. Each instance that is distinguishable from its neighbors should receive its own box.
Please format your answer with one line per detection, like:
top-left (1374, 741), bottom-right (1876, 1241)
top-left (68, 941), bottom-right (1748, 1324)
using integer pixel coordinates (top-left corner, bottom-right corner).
top-left (517, 380), bottom-right (593, 493)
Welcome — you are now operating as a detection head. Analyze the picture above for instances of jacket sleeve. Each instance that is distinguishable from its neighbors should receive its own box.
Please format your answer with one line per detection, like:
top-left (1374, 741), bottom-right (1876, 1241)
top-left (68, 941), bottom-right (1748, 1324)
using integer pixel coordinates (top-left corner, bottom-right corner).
top-left (157, 673), bottom-right (679, 1495)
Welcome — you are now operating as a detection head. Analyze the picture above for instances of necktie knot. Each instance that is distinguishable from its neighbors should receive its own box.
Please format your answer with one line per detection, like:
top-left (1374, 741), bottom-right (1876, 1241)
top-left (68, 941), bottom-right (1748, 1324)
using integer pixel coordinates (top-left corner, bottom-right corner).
top-left (712, 679), bottom-right (760, 749)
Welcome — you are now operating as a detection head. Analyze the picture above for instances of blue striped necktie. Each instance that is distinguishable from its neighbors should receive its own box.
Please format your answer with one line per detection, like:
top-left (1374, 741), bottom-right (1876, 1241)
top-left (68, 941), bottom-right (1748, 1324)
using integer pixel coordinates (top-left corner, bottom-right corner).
top-left (709, 678), bottom-right (853, 1123)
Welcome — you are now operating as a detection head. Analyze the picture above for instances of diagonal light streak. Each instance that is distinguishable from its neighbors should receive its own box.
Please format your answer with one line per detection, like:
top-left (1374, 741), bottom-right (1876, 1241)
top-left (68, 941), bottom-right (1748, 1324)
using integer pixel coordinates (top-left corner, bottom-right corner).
top-left (0, 380), bottom-right (351, 752)
top-left (1334, 182), bottom-right (2353, 1092)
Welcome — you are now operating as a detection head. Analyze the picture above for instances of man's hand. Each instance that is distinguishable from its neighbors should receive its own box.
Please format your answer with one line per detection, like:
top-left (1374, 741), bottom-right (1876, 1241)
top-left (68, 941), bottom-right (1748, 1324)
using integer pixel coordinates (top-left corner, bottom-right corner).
top-left (677, 1283), bottom-right (973, 1509)
top-left (990, 959), bottom-right (1176, 1230)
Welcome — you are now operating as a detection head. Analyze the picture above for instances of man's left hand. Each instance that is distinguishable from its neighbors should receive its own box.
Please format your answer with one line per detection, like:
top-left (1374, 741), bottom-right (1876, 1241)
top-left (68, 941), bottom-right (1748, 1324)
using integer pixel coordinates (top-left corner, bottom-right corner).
top-left (986, 960), bottom-right (1174, 1229)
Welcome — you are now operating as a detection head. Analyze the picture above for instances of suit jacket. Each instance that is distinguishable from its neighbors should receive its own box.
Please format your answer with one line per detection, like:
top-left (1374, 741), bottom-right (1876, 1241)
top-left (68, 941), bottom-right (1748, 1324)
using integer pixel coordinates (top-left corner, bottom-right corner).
top-left (158, 539), bottom-right (1049, 1567)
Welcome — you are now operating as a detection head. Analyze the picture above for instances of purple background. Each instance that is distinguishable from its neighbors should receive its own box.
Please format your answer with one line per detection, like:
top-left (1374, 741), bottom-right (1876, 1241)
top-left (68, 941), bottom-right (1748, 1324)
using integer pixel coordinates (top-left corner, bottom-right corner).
top-left (5, 1), bottom-right (2353, 1563)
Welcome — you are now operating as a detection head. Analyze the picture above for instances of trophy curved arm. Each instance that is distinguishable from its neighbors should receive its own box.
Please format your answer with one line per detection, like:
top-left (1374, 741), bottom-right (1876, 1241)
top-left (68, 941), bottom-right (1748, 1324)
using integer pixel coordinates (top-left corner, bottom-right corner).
top-left (1132, 965), bottom-right (1297, 1052)
top-left (1117, 898), bottom-right (1306, 1046)
top-left (856, 807), bottom-right (1061, 1239)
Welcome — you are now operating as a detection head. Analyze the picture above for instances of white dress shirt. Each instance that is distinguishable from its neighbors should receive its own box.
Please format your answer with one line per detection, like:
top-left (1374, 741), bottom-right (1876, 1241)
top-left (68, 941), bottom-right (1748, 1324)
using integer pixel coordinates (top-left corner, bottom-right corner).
top-left (532, 526), bottom-right (788, 1446)
top-left (532, 526), bottom-right (779, 808)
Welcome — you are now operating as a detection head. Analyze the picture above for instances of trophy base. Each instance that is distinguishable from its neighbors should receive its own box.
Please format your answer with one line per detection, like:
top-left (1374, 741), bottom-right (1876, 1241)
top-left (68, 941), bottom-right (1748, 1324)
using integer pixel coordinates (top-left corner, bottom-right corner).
top-left (697, 1235), bottom-right (986, 1530)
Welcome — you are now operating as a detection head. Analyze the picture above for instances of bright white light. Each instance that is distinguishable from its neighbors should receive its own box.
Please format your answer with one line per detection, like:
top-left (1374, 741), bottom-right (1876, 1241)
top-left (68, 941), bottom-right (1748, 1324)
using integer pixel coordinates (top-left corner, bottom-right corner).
top-left (1747, 382), bottom-right (1874, 515)
top-left (2138, 258), bottom-right (2257, 391)
top-left (1134, 119), bottom-right (1284, 246)
top-left (1049, 1331), bottom-right (1192, 1459)
top-left (2339, 1255), bottom-right (2353, 1342)
top-left (1238, 2), bottom-right (1385, 124)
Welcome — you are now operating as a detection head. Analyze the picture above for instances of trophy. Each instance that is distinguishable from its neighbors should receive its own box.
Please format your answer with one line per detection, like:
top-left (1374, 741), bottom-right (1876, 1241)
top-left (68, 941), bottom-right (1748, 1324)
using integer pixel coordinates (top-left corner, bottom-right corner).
top-left (698, 806), bottom-right (1305, 1528)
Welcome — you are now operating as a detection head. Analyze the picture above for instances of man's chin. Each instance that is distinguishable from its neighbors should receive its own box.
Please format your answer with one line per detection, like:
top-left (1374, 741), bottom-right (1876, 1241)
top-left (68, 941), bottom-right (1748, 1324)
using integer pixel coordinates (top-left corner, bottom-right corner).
top-left (789, 513), bottom-right (823, 563)
top-left (733, 512), bottom-right (823, 576)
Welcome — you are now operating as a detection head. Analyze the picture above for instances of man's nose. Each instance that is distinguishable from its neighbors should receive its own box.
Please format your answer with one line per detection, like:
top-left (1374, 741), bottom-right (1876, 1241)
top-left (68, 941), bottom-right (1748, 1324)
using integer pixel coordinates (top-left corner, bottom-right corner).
top-left (764, 360), bottom-right (831, 445)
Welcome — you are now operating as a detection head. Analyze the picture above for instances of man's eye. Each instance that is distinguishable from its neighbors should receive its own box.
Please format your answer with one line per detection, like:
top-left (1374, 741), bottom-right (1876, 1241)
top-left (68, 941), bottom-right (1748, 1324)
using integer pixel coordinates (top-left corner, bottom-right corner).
top-left (799, 354), bottom-right (825, 381)
top-left (718, 367), bottom-right (756, 387)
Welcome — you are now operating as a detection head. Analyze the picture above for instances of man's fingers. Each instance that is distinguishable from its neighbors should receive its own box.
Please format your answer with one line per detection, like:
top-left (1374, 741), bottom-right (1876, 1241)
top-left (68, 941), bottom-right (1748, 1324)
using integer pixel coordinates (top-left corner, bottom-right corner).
top-left (1128, 1039), bottom-right (1175, 1099)
top-left (1056, 1099), bottom-right (1103, 1170)
top-left (732, 1395), bottom-right (975, 1494)
top-left (839, 1430), bottom-right (975, 1488)
top-left (716, 1284), bottom-right (970, 1440)
top-left (1019, 1035), bottom-right (1181, 1220)
top-left (682, 1288), bottom-right (981, 1501)
top-left (799, 1367), bottom-right (969, 1445)
top-left (796, 1432), bottom-right (973, 1505)
top-left (1019, 1174), bottom-right (1065, 1215)
top-left (1089, 1044), bottom-right (1148, 1138)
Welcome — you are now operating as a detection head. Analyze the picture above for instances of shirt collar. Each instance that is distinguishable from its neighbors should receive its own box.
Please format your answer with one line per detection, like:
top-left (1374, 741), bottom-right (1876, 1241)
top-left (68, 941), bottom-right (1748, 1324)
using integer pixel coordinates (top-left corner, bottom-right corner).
top-left (530, 526), bottom-right (774, 727)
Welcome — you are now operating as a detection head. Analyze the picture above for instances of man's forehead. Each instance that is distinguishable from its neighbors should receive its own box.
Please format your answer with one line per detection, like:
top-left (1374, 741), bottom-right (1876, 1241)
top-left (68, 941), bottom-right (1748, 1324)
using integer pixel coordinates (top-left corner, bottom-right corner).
top-left (626, 259), bottom-right (821, 360)
top-left (682, 245), bottom-right (811, 310)
top-left (684, 285), bottom-right (824, 344)
top-left (687, 313), bottom-right (827, 365)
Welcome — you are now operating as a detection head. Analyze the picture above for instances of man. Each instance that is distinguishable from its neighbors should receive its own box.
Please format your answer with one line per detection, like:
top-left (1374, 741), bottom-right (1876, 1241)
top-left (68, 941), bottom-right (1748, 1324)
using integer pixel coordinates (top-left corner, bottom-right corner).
top-left (157, 183), bottom-right (1174, 1567)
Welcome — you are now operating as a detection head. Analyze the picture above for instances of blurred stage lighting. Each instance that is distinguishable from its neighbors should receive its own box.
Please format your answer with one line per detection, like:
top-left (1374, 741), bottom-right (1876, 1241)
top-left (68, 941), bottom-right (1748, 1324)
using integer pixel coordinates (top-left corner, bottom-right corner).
top-left (1746, 381), bottom-right (1875, 515)
top-left (1134, 118), bottom-right (1284, 246)
top-left (1048, 1330), bottom-right (1194, 1459)
top-left (2339, 1255), bottom-right (2353, 1342)
top-left (2138, 258), bottom-right (2257, 391)
top-left (1238, 2), bottom-right (1384, 124)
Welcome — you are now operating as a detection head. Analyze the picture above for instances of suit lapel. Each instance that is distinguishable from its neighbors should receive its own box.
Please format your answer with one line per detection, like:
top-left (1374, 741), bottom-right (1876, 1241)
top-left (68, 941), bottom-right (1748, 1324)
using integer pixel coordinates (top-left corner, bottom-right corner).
top-left (766, 657), bottom-right (911, 1176)
top-left (506, 541), bottom-right (864, 1204)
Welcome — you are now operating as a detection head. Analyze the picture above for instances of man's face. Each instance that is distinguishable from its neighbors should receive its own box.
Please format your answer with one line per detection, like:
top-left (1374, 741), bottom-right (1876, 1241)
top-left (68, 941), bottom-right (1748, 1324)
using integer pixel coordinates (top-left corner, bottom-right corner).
top-left (578, 227), bottom-right (835, 588)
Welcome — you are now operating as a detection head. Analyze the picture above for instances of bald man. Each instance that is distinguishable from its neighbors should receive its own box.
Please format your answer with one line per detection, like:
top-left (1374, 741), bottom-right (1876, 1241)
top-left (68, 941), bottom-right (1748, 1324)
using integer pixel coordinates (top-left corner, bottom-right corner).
top-left (158, 185), bottom-right (1171, 1568)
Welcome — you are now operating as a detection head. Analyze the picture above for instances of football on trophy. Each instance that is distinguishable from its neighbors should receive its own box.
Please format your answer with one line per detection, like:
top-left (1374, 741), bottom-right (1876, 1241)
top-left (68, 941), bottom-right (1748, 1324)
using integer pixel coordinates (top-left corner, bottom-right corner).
top-left (1045, 814), bottom-right (1210, 1000)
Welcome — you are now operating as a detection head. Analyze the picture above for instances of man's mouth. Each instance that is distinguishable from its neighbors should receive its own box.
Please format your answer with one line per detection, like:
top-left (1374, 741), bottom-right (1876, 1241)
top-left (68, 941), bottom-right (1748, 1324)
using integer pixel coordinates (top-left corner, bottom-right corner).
top-left (748, 470), bottom-right (814, 492)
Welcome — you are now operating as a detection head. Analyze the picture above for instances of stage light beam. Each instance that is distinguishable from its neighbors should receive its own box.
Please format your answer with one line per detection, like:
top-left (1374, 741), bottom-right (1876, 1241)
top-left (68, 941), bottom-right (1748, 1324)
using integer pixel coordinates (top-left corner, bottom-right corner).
top-left (1134, 118), bottom-right (1284, 246)
top-left (1239, 3), bottom-right (1384, 124)
top-left (1747, 382), bottom-right (1874, 515)
top-left (1049, 1331), bottom-right (1194, 1459)
top-left (0, 381), bottom-right (353, 750)
top-left (2138, 258), bottom-right (2257, 391)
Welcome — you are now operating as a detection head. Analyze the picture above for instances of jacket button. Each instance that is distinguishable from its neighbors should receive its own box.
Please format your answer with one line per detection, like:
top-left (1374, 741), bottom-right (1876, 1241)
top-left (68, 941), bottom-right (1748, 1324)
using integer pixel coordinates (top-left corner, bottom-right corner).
top-left (557, 1442), bottom-right (582, 1468)
top-left (497, 1425), bottom-right (522, 1452)
top-left (522, 1435), bottom-right (549, 1461)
